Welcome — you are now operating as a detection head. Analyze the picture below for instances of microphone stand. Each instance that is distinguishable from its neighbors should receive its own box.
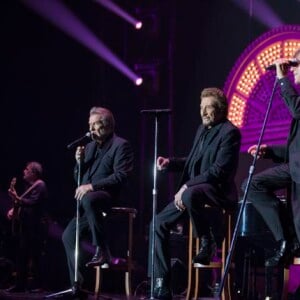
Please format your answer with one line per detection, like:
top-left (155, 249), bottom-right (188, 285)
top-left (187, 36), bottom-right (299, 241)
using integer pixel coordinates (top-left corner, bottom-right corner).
top-left (141, 109), bottom-right (171, 300)
top-left (45, 153), bottom-right (86, 299)
top-left (218, 77), bottom-right (279, 298)
top-left (150, 113), bottom-right (159, 300)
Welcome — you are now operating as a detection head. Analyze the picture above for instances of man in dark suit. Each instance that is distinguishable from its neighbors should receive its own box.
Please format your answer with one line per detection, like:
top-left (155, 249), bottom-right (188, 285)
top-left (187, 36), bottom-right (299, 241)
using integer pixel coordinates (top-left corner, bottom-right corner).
top-left (62, 107), bottom-right (134, 288)
top-left (148, 87), bottom-right (241, 299)
top-left (244, 49), bottom-right (300, 267)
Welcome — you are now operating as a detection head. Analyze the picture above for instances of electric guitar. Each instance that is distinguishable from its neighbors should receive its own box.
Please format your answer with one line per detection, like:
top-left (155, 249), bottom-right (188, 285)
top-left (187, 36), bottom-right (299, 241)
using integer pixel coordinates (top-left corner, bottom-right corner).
top-left (9, 177), bottom-right (21, 235)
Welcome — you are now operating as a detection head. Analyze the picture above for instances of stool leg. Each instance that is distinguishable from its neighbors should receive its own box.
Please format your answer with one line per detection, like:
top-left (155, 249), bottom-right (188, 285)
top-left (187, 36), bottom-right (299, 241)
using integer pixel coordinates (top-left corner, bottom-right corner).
top-left (186, 221), bottom-right (194, 300)
top-left (124, 213), bottom-right (134, 297)
top-left (193, 238), bottom-right (200, 299)
top-left (281, 267), bottom-right (290, 300)
top-left (125, 272), bottom-right (130, 297)
top-left (94, 266), bottom-right (101, 296)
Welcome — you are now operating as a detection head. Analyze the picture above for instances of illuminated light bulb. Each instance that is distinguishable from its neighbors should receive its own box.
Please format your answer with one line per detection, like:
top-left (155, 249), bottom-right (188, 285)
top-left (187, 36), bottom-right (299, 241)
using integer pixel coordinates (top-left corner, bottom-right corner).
top-left (135, 21), bottom-right (142, 30)
top-left (135, 78), bottom-right (143, 86)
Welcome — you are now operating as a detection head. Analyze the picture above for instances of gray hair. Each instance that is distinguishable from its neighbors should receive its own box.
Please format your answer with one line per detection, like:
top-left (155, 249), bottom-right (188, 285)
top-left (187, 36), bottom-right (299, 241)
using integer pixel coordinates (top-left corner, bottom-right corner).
top-left (27, 161), bottom-right (43, 178)
top-left (89, 107), bottom-right (115, 131)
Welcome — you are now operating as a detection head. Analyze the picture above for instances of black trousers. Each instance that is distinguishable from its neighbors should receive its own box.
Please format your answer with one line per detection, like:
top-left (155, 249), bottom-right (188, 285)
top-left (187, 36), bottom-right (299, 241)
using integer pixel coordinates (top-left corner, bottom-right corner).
top-left (62, 190), bottom-right (112, 285)
top-left (148, 183), bottom-right (229, 283)
top-left (14, 216), bottom-right (43, 289)
top-left (242, 163), bottom-right (296, 242)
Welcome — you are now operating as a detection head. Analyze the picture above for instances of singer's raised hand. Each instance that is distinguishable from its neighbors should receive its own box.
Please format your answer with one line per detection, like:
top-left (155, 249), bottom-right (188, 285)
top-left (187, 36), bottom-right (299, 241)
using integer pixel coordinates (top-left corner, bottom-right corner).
top-left (247, 144), bottom-right (267, 159)
top-left (273, 58), bottom-right (291, 79)
top-left (157, 156), bottom-right (170, 171)
top-left (75, 146), bottom-right (85, 163)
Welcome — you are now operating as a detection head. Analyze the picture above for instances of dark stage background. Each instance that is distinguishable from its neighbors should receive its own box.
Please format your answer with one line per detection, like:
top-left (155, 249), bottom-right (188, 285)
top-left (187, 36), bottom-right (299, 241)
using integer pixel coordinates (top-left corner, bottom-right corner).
top-left (0, 0), bottom-right (299, 292)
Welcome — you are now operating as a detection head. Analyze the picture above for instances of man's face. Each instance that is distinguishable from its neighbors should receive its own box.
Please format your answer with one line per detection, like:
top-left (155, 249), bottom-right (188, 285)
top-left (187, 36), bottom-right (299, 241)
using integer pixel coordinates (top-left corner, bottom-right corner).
top-left (23, 164), bottom-right (36, 183)
top-left (89, 113), bottom-right (112, 142)
top-left (200, 96), bottom-right (223, 128)
top-left (291, 55), bottom-right (300, 85)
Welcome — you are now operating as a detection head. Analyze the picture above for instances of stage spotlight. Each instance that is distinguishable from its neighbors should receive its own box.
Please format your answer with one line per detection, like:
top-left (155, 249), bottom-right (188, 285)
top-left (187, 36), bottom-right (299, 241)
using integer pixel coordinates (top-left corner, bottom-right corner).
top-left (94, 0), bottom-right (142, 30)
top-left (134, 62), bottom-right (161, 95)
top-left (135, 77), bottom-right (143, 86)
top-left (135, 21), bottom-right (143, 30)
top-left (21, 0), bottom-right (141, 85)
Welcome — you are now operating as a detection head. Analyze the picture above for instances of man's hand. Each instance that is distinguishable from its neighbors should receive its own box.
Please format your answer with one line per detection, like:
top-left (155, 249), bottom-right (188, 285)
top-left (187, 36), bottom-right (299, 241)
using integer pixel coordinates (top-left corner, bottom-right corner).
top-left (247, 144), bottom-right (267, 159)
top-left (7, 208), bottom-right (14, 220)
top-left (174, 184), bottom-right (188, 211)
top-left (75, 146), bottom-right (85, 164)
top-left (75, 184), bottom-right (93, 200)
top-left (8, 188), bottom-right (19, 202)
top-left (157, 156), bottom-right (170, 171)
top-left (273, 58), bottom-right (291, 79)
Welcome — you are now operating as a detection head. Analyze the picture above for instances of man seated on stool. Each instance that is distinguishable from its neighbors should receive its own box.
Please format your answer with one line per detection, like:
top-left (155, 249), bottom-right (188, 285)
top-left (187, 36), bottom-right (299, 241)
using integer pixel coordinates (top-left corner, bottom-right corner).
top-left (242, 49), bottom-right (300, 267)
top-left (62, 107), bottom-right (134, 289)
top-left (148, 87), bottom-right (241, 299)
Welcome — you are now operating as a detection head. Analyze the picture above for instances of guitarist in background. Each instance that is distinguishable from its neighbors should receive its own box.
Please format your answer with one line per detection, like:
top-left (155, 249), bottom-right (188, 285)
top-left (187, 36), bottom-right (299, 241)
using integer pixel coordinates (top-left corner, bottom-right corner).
top-left (6, 161), bottom-right (48, 293)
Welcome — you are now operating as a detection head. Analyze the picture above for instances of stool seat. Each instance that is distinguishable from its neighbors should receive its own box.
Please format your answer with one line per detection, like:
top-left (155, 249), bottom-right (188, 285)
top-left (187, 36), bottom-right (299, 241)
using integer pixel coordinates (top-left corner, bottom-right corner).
top-left (111, 207), bottom-right (137, 215)
top-left (282, 255), bottom-right (300, 299)
top-left (193, 261), bottom-right (223, 269)
top-left (94, 206), bottom-right (137, 298)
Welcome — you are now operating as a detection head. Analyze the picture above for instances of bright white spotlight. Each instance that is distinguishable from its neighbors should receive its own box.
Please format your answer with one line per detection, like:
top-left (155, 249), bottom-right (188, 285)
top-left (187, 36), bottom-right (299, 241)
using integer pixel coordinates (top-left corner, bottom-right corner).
top-left (135, 77), bottom-right (143, 86)
top-left (135, 21), bottom-right (143, 30)
top-left (95, 0), bottom-right (143, 30)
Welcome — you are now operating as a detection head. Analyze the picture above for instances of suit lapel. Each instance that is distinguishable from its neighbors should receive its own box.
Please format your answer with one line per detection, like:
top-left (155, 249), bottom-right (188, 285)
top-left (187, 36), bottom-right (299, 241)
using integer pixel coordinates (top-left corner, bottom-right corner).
top-left (200, 123), bottom-right (223, 153)
top-left (88, 135), bottom-right (115, 178)
top-left (185, 126), bottom-right (204, 166)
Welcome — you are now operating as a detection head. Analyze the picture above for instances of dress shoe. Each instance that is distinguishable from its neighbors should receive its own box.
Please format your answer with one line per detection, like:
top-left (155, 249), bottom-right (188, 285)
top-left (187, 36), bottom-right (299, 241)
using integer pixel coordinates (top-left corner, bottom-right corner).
top-left (85, 246), bottom-right (111, 268)
top-left (193, 233), bottom-right (217, 265)
top-left (5, 285), bottom-right (26, 293)
top-left (265, 239), bottom-right (286, 267)
top-left (153, 278), bottom-right (172, 300)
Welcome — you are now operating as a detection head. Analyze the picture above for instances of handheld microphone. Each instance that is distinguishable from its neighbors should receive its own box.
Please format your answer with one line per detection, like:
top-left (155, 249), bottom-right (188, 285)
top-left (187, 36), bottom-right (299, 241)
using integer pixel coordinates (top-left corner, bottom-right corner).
top-left (67, 132), bottom-right (91, 150)
top-left (265, 59), bottom-right (299, 71)
top-left (140, 109), bottom-right (172, 114)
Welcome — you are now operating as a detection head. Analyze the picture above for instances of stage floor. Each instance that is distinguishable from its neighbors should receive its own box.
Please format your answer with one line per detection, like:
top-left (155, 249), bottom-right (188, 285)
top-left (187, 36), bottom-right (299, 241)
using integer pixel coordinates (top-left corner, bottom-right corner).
top-left (0, 290), bottom-right (187, 300)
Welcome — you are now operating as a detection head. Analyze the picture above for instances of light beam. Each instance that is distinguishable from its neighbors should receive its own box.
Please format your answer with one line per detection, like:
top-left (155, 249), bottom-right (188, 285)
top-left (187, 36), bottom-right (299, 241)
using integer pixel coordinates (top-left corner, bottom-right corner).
top-left (21, 0), bottom-right (142, 85)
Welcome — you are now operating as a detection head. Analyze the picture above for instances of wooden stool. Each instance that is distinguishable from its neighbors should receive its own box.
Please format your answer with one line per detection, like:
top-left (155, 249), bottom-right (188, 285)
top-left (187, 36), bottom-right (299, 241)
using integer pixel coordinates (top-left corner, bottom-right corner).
top-left (186, 208), bottom-right (233, 300)
top-left (94, 207), bottom-right (137, 298)
top-left (281, 256), bottom-right (300, 300)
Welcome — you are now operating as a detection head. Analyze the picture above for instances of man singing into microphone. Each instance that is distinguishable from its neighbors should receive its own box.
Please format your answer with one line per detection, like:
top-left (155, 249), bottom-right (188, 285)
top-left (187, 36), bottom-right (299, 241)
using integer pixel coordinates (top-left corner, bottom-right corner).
top-left (62, 107), bottom-right (134, 289)
top-left (243, 49), bottom-right (300, 267)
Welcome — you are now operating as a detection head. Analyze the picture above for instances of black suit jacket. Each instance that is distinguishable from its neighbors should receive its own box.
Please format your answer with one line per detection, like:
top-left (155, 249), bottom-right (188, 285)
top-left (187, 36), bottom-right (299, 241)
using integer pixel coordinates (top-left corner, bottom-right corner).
top-left (168, 119), bottom-right (241, 203)
top-left (265, 78), bottom-right (300, 183)
top-left (74, 134), bottom-right (134, 198)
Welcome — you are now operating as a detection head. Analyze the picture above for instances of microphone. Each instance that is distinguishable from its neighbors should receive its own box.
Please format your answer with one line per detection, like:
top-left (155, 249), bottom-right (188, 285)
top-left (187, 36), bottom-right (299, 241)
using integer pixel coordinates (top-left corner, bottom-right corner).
top-left (140, 109), bottom-right (172, 114)
top-left (265, 59), bottom-right (299, 71)
top-left (67, 132), bottom-right (91, 150)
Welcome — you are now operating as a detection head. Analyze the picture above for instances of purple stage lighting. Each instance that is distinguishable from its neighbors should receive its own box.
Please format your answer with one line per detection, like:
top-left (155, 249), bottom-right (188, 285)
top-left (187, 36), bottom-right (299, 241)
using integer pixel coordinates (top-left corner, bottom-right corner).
top-left (224, 25), bottom-right (300, 151)
top-left (135, 78), bottom-right (143, 86)
top-left (135, 21), bottom-right (143, 30)
top-left (231, 0), bottom-right (283, 29)
top-left (94, 0), bottom-right (143, 30)
top-left (21, 0), bottom-right (142, 85)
